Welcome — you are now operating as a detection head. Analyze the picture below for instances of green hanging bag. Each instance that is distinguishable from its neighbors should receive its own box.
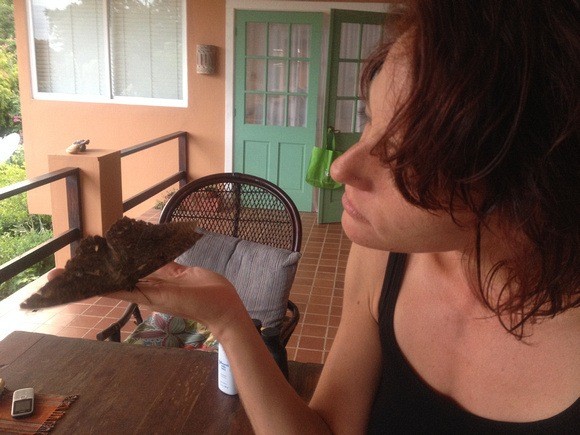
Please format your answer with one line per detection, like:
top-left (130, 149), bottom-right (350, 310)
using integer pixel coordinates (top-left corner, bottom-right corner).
top-left (305, 128), bottom-right (343, 189)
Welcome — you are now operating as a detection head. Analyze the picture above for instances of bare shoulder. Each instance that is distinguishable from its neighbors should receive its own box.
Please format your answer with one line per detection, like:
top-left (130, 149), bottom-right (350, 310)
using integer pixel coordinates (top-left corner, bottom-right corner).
top-left (531, 307), bottom-right (580, 392)
top-left (344, 243), bottom-right (390, 321)
top-left (394, 253), bottom-right (580, 421)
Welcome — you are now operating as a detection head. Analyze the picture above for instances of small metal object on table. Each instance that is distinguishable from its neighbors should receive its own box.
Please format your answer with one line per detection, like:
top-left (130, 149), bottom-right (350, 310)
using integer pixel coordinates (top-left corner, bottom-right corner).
top-left (0, 331), bottom-right (322, 434)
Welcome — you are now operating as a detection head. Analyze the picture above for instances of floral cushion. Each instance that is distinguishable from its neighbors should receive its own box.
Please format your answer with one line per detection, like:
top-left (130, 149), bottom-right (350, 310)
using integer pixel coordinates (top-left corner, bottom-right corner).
top-left (124, 312), bottom-right (218, 351)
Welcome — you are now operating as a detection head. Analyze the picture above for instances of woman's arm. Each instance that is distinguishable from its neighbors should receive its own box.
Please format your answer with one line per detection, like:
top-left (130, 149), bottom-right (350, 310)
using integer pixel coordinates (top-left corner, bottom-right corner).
top-left (106, 243), bottom-right (386, 433)
top-left (109, 264), bottom-right (332, 434)
top-left (212, 243), bottom-right (386, 434)
top-left (308, 243), bottom-right (386, 433)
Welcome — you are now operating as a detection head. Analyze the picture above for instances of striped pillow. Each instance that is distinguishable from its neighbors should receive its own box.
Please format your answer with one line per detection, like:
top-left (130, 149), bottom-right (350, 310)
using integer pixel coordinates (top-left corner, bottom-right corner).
top-left (225, 240), bottom-right (301, 328)
top-left (175, 229), bottom-right (238, 275)
top-left (176, 230), bottom-right (301, 328)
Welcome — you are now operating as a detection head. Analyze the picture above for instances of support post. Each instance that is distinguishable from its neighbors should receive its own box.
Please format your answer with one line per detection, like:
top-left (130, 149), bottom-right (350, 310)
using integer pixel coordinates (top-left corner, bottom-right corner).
top-left (49, 150), bottom-right (123, 267)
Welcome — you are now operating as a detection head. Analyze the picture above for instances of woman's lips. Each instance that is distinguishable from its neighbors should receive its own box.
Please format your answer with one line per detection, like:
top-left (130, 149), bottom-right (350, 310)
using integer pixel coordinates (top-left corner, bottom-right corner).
top-left (342, 193), bottom-right (369, 223)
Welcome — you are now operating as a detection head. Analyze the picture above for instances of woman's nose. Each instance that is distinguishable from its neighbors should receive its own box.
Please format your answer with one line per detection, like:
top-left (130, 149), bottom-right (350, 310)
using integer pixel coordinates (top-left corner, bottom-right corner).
top-left (330, 141), bottom-right (373, 190)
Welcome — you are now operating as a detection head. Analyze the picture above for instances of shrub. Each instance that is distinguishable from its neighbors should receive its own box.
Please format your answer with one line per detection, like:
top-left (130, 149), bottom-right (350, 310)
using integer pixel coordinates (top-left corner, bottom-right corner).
top-left (7, 144), bottom-right (24, 166)
top-left (154, 189), bottom-right (177, 209)
top-left (0, 229), bottom-right (55, 300)
top-left (0, 41), bottom-right (20, 137)
top-left (0, 2), bottom-right (42, 300)
top-left (0, 162), bottom-right (29, 231)
top-left (0, 147), bottom-right (54, 301)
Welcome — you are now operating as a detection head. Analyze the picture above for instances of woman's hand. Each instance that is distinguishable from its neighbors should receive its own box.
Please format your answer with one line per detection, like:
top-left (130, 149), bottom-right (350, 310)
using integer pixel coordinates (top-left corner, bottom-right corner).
top-left (49, 263), bottom-right (243, 338)
top-left (117, 263), bottom-right (242, 335)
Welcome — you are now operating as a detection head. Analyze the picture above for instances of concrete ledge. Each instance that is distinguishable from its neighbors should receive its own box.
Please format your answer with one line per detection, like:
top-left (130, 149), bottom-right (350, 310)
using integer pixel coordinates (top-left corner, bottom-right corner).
top-left (0, 272), bottom-right (50, 340)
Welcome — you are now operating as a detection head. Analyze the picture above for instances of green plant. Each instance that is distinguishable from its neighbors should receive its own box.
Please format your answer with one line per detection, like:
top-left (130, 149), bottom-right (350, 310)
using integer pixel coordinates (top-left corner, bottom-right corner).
top-left (0, 41), bottom-right (20, 136)
top-left (0, 0), bottom-right (15, 43)
top-left (154, 189), bottom-right (177, 209)
top-left (0, 0), bottom-right (19, 137)
top-left (0, 144), bottom-right (54, 300)
top-left (0, 191), bottom-right (29, 232)
top-left (0, 216), bottom-right (54, 301)
top-left (0, 152), bottom-right (52, 233)
top-left (0, 157), bottom-right (28, 231)
top-left (7, 145), bottom-right (24, 167)
top-left (0, 229), bottom-right (55, 300)
top-left (0, 0), bottom-right (48, 298)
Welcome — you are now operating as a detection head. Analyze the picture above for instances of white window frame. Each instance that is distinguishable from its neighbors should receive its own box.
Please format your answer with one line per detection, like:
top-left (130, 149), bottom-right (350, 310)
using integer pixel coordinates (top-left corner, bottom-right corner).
top-left (26, 0), bottom-right (188, 108)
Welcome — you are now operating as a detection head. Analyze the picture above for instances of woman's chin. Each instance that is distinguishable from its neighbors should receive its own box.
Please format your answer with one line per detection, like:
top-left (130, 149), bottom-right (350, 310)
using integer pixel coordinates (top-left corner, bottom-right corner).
top-left (341, 214), bottom-right (384, 250)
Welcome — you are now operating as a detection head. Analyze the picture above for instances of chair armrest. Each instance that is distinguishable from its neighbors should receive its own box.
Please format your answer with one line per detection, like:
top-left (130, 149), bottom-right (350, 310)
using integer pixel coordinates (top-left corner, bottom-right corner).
top-left (96, 303), bottom-right (143, 342)
top-left (280, 300), bottom-right (300, 347)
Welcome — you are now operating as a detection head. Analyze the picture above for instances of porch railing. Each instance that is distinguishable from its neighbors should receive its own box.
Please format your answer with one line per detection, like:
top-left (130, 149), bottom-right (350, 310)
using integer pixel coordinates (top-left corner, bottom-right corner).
top-left (0, 131), bottom-right (189, 286)
top-left (121, 131), bottom-right (188, 213)
top-left (0, 167), bottom-right (81, 283)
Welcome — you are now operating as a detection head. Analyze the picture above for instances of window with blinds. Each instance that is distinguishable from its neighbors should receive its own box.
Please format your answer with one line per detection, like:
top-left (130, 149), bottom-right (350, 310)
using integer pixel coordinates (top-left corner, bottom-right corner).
top-left (29, 0), bottom-right (185, 105)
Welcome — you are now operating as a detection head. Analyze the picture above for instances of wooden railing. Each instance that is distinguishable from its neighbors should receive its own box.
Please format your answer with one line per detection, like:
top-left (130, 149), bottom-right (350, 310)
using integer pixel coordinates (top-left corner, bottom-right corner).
top-left (121, 131), bottom-right (188, 213)
top-left (0, 131), bottom-right (189, 285)
top-left (0, 167), bottom-right (81, 283)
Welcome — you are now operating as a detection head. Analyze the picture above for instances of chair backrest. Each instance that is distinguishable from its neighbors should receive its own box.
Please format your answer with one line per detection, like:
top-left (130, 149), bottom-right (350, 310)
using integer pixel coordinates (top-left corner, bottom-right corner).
top-left (159, 173), bottom-right (302, 252)
top-left (96, 173), bottom-right (302, 346)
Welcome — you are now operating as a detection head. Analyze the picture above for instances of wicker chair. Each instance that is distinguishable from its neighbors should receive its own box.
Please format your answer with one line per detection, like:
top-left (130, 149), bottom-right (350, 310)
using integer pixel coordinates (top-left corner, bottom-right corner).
top-left (97, 172), bottom-right (302, 347)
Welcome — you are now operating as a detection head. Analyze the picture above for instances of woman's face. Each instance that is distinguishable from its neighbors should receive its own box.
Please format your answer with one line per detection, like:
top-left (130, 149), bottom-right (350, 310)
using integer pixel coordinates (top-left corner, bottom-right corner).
top-left (330, 41), bottom-right (475, 253)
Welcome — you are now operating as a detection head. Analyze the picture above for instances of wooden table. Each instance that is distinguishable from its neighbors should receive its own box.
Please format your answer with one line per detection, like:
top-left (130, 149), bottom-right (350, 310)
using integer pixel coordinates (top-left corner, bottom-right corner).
top-left (0, 331), bottom-right (323, 434)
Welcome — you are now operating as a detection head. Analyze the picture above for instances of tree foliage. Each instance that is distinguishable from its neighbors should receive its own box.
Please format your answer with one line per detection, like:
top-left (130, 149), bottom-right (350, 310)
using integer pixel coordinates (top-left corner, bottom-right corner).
top-left (0, 1), bottom-right (52, 300)
top-left (0, 152), bottom-right (54, 299)
top-left (0, 0), bottom-right (15, 43)
top-left (0, 0), bottom-right (19, 137)
top-left (0, 43), bottom-right (19, 136)
top-left (0, 230), bottom-right (54, 300)
top-left (0, 161), bottom-right (29, 230)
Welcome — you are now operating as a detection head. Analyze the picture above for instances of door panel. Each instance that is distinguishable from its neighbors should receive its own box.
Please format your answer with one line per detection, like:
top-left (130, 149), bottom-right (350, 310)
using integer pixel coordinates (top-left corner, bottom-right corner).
top-left (234, 11), bottom-right (322, 211)
top-left (278, 142), bottom-right (306, 189)
top-left (318, 10), bottom-right (387, 223)
top-left (241, 140), bottom-right (270, 179)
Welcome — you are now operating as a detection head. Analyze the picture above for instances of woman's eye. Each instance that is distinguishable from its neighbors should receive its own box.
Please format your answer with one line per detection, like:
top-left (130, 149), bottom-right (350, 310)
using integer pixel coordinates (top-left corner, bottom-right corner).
top-left (356, 105), bottom-right (370, 130)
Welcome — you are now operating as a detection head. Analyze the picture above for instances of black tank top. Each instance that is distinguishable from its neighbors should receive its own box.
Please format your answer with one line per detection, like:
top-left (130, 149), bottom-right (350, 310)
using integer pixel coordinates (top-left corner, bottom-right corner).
top-left (367, 253), bottom-right (579, 434)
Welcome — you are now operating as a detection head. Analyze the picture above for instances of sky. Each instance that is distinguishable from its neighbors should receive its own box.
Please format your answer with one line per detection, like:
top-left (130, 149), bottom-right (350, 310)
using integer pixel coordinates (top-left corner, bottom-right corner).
top-left (0, 133), bottom-right (20, 163)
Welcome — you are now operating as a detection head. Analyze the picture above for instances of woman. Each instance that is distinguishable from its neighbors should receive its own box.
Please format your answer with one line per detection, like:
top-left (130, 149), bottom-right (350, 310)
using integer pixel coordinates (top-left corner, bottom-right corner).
top-left (111, 1), bottom-right (579, 433)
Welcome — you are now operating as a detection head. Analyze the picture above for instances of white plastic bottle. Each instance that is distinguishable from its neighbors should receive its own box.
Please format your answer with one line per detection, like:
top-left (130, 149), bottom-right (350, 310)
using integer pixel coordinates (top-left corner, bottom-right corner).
top-left (218, 343), bottom-right (238, 395)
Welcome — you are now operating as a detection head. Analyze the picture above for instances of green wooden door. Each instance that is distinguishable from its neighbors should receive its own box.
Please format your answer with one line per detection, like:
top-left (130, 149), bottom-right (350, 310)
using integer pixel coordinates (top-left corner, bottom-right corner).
top-left (234, 11), bottom-right (322, 211)
top-left (318, 9), bottom-right (387, 223)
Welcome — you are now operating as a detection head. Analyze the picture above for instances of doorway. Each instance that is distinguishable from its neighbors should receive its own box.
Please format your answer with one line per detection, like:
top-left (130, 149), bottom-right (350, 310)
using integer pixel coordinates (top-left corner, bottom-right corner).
top-left (228, 3), bottom-right (391, 216)
top-left (233, 11), bottom-right (323, 211)
top-left (318, 9), bottom-right (386, 223)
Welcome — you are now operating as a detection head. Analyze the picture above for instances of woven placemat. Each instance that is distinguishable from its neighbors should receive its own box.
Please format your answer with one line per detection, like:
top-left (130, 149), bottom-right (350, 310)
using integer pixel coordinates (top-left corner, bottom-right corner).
top-left (0, 390), bottom-right (78, 434)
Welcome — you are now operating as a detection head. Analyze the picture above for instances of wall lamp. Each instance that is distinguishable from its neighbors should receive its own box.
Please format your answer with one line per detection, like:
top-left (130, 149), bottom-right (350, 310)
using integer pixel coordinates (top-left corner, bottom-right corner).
top-left (196, 44), bottom-right (217, 75)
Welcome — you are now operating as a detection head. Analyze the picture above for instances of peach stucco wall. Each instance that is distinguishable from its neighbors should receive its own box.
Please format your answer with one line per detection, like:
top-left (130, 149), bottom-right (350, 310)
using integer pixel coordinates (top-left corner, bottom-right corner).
top-left (13, 0), bottom-right (226, 217)
top-left (14, 0), bottom-right (386, 223)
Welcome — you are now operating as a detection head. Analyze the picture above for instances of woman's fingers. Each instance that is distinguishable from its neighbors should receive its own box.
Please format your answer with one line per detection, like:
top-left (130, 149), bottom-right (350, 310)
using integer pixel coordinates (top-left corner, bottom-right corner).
top-left (108, 263), bottom-right (240, 329)
top-left (48, 262), bottom-right (238, 328)
top-left (144, 261), bottom-right (191, 281)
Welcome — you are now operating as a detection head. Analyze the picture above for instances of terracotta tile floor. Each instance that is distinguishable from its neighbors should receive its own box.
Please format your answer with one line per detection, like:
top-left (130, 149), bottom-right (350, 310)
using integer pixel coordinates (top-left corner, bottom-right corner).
top-left (0, 212), bottom-right (350, 364)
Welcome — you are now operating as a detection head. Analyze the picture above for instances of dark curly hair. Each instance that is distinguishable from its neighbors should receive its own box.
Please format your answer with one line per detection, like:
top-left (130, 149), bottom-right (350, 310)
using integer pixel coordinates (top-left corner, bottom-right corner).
top-left (362, 1), bottom-right (579, 337)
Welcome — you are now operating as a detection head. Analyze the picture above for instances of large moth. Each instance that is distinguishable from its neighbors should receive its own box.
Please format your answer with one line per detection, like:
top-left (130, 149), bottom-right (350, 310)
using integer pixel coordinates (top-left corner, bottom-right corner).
top-left (21, 217), bottom-right (202, 309)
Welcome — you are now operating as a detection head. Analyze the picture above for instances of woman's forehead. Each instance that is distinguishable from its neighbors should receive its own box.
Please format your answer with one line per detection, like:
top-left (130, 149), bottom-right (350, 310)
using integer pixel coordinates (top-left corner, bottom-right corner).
top-left (368, 38), bottom-right (410, 119)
